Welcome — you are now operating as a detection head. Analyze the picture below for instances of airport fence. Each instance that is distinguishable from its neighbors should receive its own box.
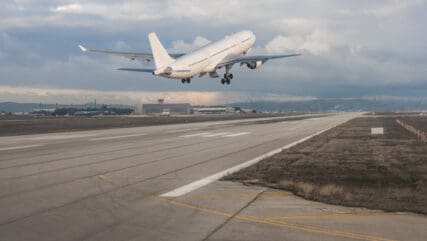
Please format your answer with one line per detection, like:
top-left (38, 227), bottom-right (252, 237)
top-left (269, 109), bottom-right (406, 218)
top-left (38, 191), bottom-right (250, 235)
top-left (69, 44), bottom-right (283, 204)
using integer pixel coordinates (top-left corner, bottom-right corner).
top-left (396, 118), bottom-right (427, 142)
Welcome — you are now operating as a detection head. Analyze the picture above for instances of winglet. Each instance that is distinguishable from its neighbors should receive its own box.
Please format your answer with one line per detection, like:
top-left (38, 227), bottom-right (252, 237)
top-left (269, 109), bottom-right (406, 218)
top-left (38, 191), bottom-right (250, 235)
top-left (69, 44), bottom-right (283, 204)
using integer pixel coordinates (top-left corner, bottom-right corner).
top-left (78, 45), bottom-right (88, 52)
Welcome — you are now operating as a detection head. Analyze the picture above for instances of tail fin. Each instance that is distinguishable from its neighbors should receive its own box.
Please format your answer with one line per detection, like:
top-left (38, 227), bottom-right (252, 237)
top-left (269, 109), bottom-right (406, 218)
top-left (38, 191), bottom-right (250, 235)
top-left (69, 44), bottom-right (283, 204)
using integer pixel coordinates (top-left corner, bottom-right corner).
top-left (148, 32), bottom-right (174, 68)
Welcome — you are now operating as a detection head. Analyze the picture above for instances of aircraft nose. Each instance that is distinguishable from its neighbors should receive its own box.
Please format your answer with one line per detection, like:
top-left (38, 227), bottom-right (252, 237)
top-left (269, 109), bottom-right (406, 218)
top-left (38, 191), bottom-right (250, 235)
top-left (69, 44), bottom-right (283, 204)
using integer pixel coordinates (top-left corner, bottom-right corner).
top-left (240, 30), bottom-right (253, 36)
top-left (245, 30), bottom-right (255, 40)
top-left (250, 32), bottom-right (256, 42)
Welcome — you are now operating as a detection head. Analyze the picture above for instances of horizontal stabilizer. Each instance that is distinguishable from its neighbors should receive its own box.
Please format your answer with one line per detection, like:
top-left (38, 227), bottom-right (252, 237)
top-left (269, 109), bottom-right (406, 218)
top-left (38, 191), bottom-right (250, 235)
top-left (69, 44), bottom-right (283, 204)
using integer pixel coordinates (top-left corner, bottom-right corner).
top-left (117, 68), bottom-right (155, 73)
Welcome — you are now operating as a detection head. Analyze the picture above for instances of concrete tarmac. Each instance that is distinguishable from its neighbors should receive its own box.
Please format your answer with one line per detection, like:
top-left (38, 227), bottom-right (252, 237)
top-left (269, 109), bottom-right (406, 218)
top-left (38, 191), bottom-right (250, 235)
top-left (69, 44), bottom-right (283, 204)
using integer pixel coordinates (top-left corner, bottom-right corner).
top-left (0, 113), bottom-right (425, 241)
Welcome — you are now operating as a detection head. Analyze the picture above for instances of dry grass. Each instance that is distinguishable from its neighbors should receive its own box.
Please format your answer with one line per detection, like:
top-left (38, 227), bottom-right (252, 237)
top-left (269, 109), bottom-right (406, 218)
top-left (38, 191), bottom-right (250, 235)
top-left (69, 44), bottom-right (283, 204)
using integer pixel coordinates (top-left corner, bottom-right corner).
top-left (226, 116), bottom-right (427, 214)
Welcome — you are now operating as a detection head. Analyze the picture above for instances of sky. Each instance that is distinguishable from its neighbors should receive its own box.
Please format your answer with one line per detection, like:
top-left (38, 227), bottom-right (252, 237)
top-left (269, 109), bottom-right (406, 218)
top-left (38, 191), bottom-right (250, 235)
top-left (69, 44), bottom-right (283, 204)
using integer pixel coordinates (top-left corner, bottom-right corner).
top-left (0, 0), bottom-right (426, 105)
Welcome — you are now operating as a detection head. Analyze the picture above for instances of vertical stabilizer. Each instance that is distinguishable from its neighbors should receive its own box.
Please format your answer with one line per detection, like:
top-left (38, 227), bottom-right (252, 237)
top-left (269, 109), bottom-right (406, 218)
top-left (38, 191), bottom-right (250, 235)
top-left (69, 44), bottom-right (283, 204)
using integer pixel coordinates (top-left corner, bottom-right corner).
top-left (148, 32), bottom-right (174, 68)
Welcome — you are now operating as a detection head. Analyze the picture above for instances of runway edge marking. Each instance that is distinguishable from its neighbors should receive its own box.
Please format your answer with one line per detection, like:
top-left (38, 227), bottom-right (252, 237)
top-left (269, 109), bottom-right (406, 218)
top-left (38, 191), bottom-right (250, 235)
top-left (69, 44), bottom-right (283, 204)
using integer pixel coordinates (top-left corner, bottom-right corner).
top-left (160, 125), bottom-right (338, 198)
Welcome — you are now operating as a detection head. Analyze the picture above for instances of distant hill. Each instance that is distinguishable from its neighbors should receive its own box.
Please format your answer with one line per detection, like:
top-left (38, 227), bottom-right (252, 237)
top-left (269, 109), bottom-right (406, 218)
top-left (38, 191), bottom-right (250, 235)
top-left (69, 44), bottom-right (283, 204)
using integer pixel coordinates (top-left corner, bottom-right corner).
top-left (230, 98), bottom-right (427, 112)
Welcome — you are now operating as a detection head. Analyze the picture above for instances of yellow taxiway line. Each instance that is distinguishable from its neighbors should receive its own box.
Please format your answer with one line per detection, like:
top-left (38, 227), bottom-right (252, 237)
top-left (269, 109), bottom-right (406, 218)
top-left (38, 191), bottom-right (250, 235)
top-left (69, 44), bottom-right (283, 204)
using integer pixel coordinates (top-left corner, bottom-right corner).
top-left (98, 174), bottom-right (397, 241)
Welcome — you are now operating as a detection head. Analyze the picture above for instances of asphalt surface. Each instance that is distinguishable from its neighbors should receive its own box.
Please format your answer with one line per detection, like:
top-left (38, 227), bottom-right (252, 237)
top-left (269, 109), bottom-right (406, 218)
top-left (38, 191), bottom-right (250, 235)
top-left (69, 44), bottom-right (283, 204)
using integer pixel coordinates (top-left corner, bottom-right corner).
top-left (0, 113), bottom-right (309, 136)
top-left (0, 113), bottom-right (425, 241)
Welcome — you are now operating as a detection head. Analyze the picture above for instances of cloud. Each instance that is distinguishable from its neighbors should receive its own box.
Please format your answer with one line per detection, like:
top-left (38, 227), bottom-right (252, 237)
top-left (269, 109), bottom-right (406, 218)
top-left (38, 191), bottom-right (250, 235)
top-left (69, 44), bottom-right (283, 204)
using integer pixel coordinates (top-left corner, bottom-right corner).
top-left (0, 1), bottom-right (345, 30)
top-left (51, 2), bottom-right (161, 21)
top-left (114, 41), bottom-right (132, 51)
top-left (363, 0), bottom-right (426, 17)
top-left (53, 4), bottom-right (84, 14)
top-left (265, 29), bottom-right (341, 56)
top-left (170, 36), bottom-right (211, 52)
top-left (0, 0), bottom-right (426, 100)
top-left (272, 17), bottom-right (321, 35)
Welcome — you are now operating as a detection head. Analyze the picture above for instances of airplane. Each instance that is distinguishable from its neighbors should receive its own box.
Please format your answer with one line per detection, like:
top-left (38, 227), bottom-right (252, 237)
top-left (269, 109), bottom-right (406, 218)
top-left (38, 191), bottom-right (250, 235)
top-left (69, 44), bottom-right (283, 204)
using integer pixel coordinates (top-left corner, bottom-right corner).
top-left (78, 30), bottom-right (301, 85)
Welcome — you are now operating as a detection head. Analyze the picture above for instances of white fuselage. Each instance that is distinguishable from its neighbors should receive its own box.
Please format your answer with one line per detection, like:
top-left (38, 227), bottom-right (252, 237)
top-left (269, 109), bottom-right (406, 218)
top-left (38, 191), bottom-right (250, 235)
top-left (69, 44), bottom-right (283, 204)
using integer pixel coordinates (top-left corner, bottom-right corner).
top-left (155, 30), bottom-right (256, 79)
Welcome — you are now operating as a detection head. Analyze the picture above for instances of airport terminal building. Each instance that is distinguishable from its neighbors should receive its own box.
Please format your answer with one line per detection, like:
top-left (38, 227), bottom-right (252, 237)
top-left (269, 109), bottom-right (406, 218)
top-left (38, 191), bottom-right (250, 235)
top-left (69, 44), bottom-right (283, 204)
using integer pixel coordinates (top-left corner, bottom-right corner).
top-left (139, 103), bottom-right (191, 115)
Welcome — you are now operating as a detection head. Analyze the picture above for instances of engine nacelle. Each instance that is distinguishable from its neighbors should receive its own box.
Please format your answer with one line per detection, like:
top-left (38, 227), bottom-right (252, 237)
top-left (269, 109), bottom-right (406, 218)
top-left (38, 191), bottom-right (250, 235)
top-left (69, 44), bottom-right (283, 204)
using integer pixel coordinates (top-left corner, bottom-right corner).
top-left (247, 61), bottom-right (263, 69)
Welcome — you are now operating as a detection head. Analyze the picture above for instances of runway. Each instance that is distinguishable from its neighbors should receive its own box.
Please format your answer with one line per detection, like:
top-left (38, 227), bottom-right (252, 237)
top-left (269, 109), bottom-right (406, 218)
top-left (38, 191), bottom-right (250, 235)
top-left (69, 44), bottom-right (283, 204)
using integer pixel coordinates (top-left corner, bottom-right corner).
top-left (0, 113), bottom-right (425, 241)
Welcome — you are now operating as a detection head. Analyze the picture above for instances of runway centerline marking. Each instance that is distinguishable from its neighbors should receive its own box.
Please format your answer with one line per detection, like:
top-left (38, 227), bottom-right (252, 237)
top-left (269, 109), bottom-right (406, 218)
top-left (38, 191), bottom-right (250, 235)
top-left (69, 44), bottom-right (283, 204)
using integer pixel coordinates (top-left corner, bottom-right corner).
top-left (24, 134), bottom-right (98, 141)
top-left (0, 144), bottom-right (44, 151)
top-left (202, 132), bottom-right (232, 137)
top-left (224, 132), bottom-right (251, 137)
top-left (181, 132), bottom-right (251, 138)
top-left (161, 128), bottom-right (336, 198)
top-left (180, 132), bottom-right (212, 138)
top-left (166, 128), bottom-right (200, 133)
top-left (90, 133), bottom-right (147, 141)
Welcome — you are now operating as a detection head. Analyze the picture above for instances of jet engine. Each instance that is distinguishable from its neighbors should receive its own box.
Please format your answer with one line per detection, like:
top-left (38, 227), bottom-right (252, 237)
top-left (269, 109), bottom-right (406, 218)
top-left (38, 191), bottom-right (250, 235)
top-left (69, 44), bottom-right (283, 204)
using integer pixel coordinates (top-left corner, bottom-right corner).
top-left (247, 61), bottom-right (263, 69)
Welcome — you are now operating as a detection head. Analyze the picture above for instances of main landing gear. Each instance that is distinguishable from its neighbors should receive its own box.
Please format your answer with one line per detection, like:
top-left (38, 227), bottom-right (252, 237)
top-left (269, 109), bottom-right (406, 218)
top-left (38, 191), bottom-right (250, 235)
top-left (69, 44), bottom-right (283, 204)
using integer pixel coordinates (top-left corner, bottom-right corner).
top-left (221, 64), bottom-right (233, 85)
top-left (221, 73), bottom-right (233, 85)
top-left (181, 78), bottom-right (191, 84)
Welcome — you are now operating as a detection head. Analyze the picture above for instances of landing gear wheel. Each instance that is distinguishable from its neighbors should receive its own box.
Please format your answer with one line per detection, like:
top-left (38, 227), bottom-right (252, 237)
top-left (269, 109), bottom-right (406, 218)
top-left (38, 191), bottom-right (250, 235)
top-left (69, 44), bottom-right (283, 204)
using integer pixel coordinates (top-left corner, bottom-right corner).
top-left (226, 79), bottom-right (231, 85)
top-left (182, 78), bottom-right (191, 84)
top-left (221, 79), bottom-right (226, 85)
top-left (224, 73), bottom-right (233, 80)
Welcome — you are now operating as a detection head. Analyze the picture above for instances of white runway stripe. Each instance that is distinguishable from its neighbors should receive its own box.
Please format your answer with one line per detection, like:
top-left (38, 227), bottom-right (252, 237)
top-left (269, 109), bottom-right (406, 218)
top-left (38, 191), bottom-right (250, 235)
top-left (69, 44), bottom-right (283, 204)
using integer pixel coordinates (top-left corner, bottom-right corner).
top-left (0, 144), bottom-right (44, 151)
top-left (224, 132), bottom-right (251, 137)
top-left (23, 133), bottom-right (99, 141)
top-left (202, 132), bottom-right (231, 137)
top-left (90, 133), bottom-right (147, 141)
top-left (180, 132), bottom-right (251, 138)
top-left (160, 128), bottom-right (334, 197)
top-left (180, 132), bottom-right (212, 138)
top-left (166, 128), bottom-right (200, 133)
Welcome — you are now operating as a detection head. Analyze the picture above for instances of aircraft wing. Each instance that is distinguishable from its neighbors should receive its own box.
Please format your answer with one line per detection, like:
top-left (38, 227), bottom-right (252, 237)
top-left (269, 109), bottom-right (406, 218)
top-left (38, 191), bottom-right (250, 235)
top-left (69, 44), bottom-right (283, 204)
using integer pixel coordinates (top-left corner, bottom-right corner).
top-left (78, 45), bottom-right (185, 61)
top-left (217, 53), bottom-right (301, 68)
